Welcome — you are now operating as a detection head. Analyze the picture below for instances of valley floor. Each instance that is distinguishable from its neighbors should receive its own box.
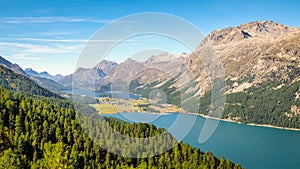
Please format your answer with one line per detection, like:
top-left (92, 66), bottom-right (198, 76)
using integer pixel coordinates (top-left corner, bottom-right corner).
top-left (91, 96), bottom-right (300, 131)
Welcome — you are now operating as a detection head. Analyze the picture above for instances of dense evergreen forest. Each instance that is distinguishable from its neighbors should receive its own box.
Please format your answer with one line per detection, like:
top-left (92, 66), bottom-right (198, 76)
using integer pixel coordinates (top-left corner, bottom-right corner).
top-left (199, 81), bottom-right (300, 128)
top-left (132, 72), bottom-right (300, 129)
top-left (0, 86), bottom-right (243, 168)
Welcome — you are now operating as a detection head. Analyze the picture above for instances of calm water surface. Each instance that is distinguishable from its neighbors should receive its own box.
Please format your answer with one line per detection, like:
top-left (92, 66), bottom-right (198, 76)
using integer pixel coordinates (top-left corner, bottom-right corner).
top-left (103, 112), bottom-right (300, 169)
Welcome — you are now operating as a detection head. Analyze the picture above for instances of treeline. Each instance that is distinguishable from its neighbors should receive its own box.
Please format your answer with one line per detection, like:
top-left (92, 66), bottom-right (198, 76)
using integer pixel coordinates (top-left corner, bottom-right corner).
top-left (225, 81), bottom-right (300, 128)
top-left (0, 87), bottom-right (243, 168)
top-left (0, 65), bottom-right (61, 99)
top-left (198, 80), bottom-right (300, 128)
top-left (132, 78), bottom-right (181, 106)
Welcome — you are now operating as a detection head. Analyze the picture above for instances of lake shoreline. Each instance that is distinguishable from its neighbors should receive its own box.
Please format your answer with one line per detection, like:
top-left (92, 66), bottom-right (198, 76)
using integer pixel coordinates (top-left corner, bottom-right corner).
top-left (181, 112), bottom-right (300, 132)
top-left (102, 111), bottom-right (300, 131)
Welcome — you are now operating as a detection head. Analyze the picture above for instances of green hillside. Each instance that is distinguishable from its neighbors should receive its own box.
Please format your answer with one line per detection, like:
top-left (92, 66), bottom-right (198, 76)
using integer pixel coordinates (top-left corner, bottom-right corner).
top-left (198, 81), bottom-right (300, 129)
top-left (0, 87), bottom-right (243, 168)
top-left (0, 65), bottom-right (61, 99)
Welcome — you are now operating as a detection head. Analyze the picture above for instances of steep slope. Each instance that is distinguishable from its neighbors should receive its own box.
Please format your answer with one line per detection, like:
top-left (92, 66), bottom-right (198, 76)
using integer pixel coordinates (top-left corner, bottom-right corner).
top-left (24, 68), bottom-right (39, 76)
top-left (63, 67), bottom-right (105, 88)
top-left (102, 53), bottom-right (186, 85)
top-left (185, 20), bottom-right (300, 127)
top-left (55, 21), bottom-right (300, 128)
top-left (25, 68), bottom-right (63, 82)
top-left (0, 56), bottom-right (26, 75)
top-left (100, 58), bottom-right (147, 90)
top-left (111, 21), bottom-right (300, 128)
top-left (0, 65), bottom-right (62, 98)
top-left (0, 87), bottom-right (243, 168)
top-left (24, 68), bottom-right (66, 91)
top-left (189, 20), bottom-right (300, 92)
top-left (29, 76), bottom-right (66, 91)
top-left (59, 60), bottom-right (115, 88)
top-left (0, 56), bottom-right (65, 92)
top-left (94, 60), bottom-right (118, 74)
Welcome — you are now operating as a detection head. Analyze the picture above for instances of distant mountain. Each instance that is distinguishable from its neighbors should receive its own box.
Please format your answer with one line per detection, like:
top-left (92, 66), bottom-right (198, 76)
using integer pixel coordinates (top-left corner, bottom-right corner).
top-left (29, 76), bottom-right (66, 91)
top-left (24, 68), bottom-right (63, 82)
top-left (60, 67), bottom-right (106, 88)
top-left (24, 68), bottom-right (38, 76)
top-left (59, 60), bottom-right (117, 88)
top-left (55, 74), bottom-right (64, 81)
top-left (0, 56), bottom-right (26, 75)
top-left (102, 58), bottom-right (145, 85)
top-left (0, 65), bottom-right (61, 98)
top-left (44, 21), bottom-right (300, 129)
top-left (0, 56), bottom-right (66, 91)
top-left (83, 20), bottom-right (300, 128)
top-left (94, 60), bottom-right (118, 74)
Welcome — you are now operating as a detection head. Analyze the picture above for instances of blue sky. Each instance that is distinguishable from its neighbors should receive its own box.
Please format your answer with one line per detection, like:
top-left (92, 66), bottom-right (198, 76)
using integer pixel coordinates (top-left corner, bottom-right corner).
top-left (0, 0), bottom-right (299, 75)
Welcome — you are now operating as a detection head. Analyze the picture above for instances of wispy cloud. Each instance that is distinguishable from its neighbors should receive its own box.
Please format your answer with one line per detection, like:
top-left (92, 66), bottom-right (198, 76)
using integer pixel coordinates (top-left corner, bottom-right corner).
top-left (11, 53), bottom-right (44, 61)
top-left (0, 16), bottom-right (111, 24)
top-left (0, 42), bottom-right (83, 56)
top-left (33, 31), bottom-right (78, 38)
top-left (0, 37), bottom-right (119, 43)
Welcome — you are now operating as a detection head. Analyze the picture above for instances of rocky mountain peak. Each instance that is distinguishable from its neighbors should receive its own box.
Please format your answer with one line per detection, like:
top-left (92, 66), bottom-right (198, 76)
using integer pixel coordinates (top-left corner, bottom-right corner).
top-left (189, 21), bottom-right (300, 95)
top-left (123, 58), bottom-right (137, 64)
top-left (94, 60), bottom-right (118, 74)
top-left (145, 52), bottom-right (179, 64)
top-left (201, 20), bottom-right (296, 46)
top-left (25, 68), bottom-right (32, 71)
top-left (40, 71), bottom-right (50, 75)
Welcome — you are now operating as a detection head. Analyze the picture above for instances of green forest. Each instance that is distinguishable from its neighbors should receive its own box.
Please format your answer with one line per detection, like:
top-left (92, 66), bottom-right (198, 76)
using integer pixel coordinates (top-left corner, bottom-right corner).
top-left (0, 65), bottom-right (61, 99)
top-left (131, 71), bottom-right (300, 129)
top-left (0, 64), bottom-right (243, 169)
top-left (198, 80), bottom-right (300, 128)
top-left (0, 87), bottom-right (243, 168)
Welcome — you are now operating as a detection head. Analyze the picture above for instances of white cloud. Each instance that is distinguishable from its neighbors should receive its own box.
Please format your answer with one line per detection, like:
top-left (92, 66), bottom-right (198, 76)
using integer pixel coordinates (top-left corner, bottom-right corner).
top-left (31, 31), bottom-right (78, 38)
top-left (0, 16), bottom-right (111, 24)
top-left (0, 41), bottom-right (84, 58)
top-left (11, 53), bottom-right (43, 61)
top-left (0, 37), bottom-right (123, 43)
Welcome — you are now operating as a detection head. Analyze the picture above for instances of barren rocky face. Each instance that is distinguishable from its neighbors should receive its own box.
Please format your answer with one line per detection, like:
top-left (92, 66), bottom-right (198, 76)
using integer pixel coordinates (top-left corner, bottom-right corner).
top-left (188, 20), bottom-right (300, 94)
top-left (59, 21), bottom-right (300, 101)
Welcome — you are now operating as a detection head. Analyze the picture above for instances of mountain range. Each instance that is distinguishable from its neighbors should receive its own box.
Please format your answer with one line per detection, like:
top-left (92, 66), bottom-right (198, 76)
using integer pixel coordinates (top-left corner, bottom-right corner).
top-left (24, 68), bottom-right (63, 82)
top-left (1, 20), bottom-right (300, 128)
top-left (68, 21), bottom-right (300, 99)
top-left (69, 20), bottom-right (300, 128)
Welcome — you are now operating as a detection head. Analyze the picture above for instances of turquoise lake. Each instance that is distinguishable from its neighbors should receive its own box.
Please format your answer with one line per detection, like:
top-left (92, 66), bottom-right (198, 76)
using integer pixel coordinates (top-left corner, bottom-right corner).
top-left (103, 112), bottom-right (300, 169)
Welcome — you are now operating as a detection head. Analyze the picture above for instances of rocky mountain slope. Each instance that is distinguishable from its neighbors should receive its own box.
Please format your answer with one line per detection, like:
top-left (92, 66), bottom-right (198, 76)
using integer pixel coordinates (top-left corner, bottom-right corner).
top-left (0, 56), bottom-right (26, 75)
top-left (94, 60), bottom-right (118, 74)
top-left (2, 20), bottom-right (299, 128)
top-left (0, 64), bottom-right (61, 98)
top-left (187, 21), bottom-right (300, 94)
top-left (184, 20), bottom-right (300, 127)
top-left (25, 68), bottom-right (63, 82)
top-left (0, 56), bottom-right (65, 91)
top-left (86, 20), bottom-right (300, 128)
top-left (59, 60), bottom-right (116, 88)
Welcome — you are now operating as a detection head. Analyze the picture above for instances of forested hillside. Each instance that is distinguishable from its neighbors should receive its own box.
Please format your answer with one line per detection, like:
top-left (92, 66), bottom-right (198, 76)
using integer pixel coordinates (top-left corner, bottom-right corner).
top-left (198, 80), bottom-right (300, 128)
top-left (0, 65), bottom-right (61, 99)
top-left (0, 87), bottom-right (242, 168)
